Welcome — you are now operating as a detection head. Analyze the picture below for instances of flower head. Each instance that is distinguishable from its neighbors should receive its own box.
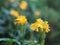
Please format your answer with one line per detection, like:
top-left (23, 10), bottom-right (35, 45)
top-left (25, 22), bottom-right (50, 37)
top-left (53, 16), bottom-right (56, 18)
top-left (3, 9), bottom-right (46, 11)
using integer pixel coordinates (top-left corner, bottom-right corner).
top-left (10, 10), bottom-right (19, 17)
top-left (30, 18), bottom-right (50, 33)
top-left (30, 23), bottom-right (39, 32)
top-left (14, 15), bottom-right (27, 25)
top-left (30, 18), bottom-right (44, 32)
top-left (19, 1), bottom-right (28, 10)
top-left (43, 21), bottom-right (50, 33)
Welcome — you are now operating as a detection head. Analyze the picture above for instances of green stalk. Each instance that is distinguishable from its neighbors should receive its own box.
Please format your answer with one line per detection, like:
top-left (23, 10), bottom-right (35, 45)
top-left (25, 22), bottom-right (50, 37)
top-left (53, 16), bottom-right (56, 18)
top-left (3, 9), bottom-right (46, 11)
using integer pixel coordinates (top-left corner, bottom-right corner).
top-left (23, 24), bottom-right (26, 36)
top-left (40, 31), bottom-right (46, 45)
top-left (20, 25), bottom-right (24, 41)
top-left (20, 24), bottom-right (26, 41)
top-left (40, 40), bottom-right (45, 45)
top-left (20, 25), bottom-right (23, 33)
top-left (38, 27), bottom-right (46, 45)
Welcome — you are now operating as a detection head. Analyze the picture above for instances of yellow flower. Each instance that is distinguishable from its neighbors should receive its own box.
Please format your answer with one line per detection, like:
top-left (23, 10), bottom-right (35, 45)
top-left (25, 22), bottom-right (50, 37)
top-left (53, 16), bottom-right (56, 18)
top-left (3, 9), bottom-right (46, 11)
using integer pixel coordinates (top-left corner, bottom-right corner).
top-left (36, 18), bottom-right (44, 29)
top-left (43, 21), bottom-right (50, 33)
top-left (30, 18), bottom-right (44, 32)
top-left (14, 15), bottom-right (27, 25)
top-left (10, 10), bottom-right (19, 17)
top-left (19, 1), bottom-right (28, 10)
top-left (36, 18), bottom-right (43, 22)
top-left (30, 23), bottom-right (38, 32)
top-left (30, 18), bottom-right (50, 33)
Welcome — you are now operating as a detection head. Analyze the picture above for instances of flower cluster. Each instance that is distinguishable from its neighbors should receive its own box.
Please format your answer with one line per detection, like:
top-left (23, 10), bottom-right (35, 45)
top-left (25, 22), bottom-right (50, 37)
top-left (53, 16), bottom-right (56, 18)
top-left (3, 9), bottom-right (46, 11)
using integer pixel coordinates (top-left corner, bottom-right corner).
top-left (10, 10), bottom-right (27, 25)
top-left (10, 0), bottom-right (28, 25)
top-left (30, 18), bottom-right (50, 33)
top-left (10, 0), bottom-right (50, 33)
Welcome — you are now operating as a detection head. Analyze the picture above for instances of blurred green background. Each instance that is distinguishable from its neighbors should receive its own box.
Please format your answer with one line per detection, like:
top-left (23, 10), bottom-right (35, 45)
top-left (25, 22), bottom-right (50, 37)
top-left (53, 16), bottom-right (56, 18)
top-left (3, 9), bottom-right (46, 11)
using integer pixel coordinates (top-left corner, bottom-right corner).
top-left (0, 0), bottom-right (60, 45)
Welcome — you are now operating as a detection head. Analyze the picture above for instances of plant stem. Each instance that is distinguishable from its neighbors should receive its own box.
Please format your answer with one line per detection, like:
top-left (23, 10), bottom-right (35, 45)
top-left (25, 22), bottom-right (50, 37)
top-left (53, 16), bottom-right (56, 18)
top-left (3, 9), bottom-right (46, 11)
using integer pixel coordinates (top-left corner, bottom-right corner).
top-left (23, 24), bottom-right (26, 36)
top-left (20, 24), bottom-right (26, 41)
top-left (40, 40), bottom-right (45, 45)
top-left (38, 27), bottom-right (46, 45)
top-left (40, 31), bottom-right (46, 45)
